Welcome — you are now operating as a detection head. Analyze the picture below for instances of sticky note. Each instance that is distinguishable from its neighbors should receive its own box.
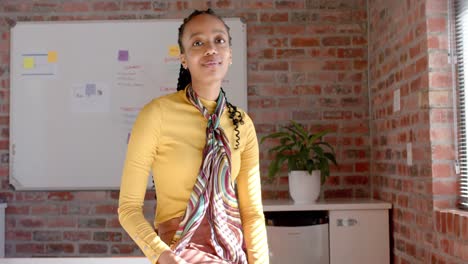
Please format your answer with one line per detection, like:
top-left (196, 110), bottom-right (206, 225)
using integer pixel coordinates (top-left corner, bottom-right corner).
top-left (23, 57), bottom-right (34, 69)
top-left (168, 45), bottom-right (180, 57)
top-left (118, 50), bottom-right (129, 61)
top-left (48, 51), bottom-right (57, 63)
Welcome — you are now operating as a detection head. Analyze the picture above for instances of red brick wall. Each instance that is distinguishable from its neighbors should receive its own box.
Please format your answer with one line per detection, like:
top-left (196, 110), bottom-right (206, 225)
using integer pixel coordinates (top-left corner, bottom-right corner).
top-left (369, 0), bottom-right (468, 263)
top-left (0, 0), bottom-right (370, 257)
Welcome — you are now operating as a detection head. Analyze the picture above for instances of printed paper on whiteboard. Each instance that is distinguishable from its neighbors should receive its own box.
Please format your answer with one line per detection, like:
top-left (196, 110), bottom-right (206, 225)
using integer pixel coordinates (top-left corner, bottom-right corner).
top-left (71, 83), bottom-right (110, 113)
top-left (21, 52), bottom-right (58, 77)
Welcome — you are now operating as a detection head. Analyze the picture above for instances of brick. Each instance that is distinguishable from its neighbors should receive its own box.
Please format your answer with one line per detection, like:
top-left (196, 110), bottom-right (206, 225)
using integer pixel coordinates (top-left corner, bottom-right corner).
top-left (352, 36), bottom-right (367, 45)
top-left (306, 24), bottom-right (336, 34)
top-left (260, 12), bottom-right (288, 22)
top-left (247, 25), bottom-right (274, 35)
top-left (428, 52), bottom-right (448, 69)
top-left (93, 232), bottom-right (122, 242)
top-left (6, 231), bottom-right (32, 241)
top-left (276, 49), bottom-right (306, 59)
top-left (19, 218), bottom-right (45, 228)
top-left (248, 97), bottom-right (277, 109)
top-left (258, 86), bottom-right (290, 96)
top-left (47, 216), bottom-right (76, 228)
top-left (79, 218), bottom-right (106, 228)
top-left (48, 192), bottom-right (74, 201)
top-left (462, 216), bottom-right (468, 240)
top-left (324, 188), bottom-right (353, 198)
top-left (247, 72), bottom-right (275, 84)
top-left (122, 0), bottom-right (152, 10)
top-left (274, 0), bottom-right (304, 8)
top-left (292, 110), bottom-right (320, 120)
top-left (337, 48), bottom-right (365, 58)
top-left (79, 244), bottom-right (108, 254)
top-left (267, 38), bottom-right (288, 48)
top-left (92, 1), bottom-right (120, 11)
top-left (46, 243), bottom-right (75, 254)
top-left (323, 110), bottom-right (352, 120)
top-left (2, 2), bottom-right (33, 12)
top-left (291, 11), bottom-right (319, 23)
top-left (73, 191), bottom-right (108, 202)
top-left (353, 60), bottom-right (367, 70)
top-left (291, 85), bottom-right (321, 95)
top-left (246, 0), bottom-right (274, 8)
top-left (322, 36), bottom-right (351, 46)
top-left (31, 1), bottom-right (58, 12)
top-left (6, 205), bottom-right (29, 215)
top-left (261, 61), bottom-right (288, 71)
top-left (320, 10), bottom-right (352, 23)
top-left (427, 0), bottom-right (448, 13)
top-left (432, 180), bottom-right (458, 195)
top-left (290, 61), bottom-right (322, 72)
top-left (107, 217), bottom-right (122, 228)
top-left (323, 60), bottom-right (352, 71)
top-left (427, 17), bottom-right (447, 33)
top-left (355, 162), bottom-right (369, 172)
top-left (16, 243), bottom-right (44, 254)
top-left (152, 0), bottom-right (168, 10)
top-left (343, 175), bottom-right (368, 185)
top-left (31, 204), bottom-right (60, 215)
top-left (247, 48), bottom-right (274, 59)
top-left (250, 110), bottom-right (290, 122)
top-left (64, 231), bottom-right (92, 241)
top-left (432, 144), bottom-right (455, 160)
top-left (447, 213), bottom-right (454, 235)
top-left (309, 48), bottom-right (337, 58)
top-left (291, 37), bottom-right (320, 47)
top-left (432, 163), bottom-right (453, 178)
top-left (33, 231), bottom-right (61, 241)
top-left (61, 204), bottom-right (91, 215)
top-left (95, 204), bottom-right (118, 215)
top-left (62, 2), bottom-right (89, 12)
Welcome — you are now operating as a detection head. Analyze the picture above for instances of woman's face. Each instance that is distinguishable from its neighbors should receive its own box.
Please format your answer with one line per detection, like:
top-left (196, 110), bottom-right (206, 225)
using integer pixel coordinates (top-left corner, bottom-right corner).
top-left (179, 14), bottom-right (232, 86)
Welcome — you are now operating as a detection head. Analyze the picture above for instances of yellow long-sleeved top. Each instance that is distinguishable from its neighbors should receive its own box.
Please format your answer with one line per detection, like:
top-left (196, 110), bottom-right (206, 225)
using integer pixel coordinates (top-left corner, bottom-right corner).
top-left (118, 89), bottom-right (269, 264)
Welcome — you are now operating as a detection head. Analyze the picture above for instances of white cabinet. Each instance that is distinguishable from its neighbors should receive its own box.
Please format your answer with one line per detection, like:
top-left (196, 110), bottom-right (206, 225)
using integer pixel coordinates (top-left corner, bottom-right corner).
top-left (329, 209), bottom-right (390, 264)
top-left (263, 199), bottom-right (391, 264)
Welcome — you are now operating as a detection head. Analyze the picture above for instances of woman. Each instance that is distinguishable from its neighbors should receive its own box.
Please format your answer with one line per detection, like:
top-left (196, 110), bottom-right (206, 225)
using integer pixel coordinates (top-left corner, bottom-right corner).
top-left (118, 9), bottom-right (269, 264)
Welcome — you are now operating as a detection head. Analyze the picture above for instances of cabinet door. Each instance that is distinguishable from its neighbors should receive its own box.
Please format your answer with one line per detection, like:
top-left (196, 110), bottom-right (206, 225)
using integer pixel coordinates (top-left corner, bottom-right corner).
top-left (329, 209), bottom-right (390, 264)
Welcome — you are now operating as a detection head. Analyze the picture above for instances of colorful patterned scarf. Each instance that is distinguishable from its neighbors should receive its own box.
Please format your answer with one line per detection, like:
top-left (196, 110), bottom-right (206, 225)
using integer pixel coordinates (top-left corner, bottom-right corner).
top-left (172, 85), bottom-right (247, 263)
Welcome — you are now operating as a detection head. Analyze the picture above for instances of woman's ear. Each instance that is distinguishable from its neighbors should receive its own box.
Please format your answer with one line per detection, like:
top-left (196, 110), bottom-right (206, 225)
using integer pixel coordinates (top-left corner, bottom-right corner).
top-left (179, 54), bottom-right (187, 69)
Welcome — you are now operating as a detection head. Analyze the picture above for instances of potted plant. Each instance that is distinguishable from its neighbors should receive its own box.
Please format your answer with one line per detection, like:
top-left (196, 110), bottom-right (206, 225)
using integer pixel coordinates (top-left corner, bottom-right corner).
top-left (261, 121), bottom-right (337, 203)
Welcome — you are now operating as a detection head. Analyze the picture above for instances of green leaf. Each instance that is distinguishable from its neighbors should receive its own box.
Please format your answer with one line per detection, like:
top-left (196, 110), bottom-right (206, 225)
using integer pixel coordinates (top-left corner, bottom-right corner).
top-left (260, 132), bottom-right (292, 144)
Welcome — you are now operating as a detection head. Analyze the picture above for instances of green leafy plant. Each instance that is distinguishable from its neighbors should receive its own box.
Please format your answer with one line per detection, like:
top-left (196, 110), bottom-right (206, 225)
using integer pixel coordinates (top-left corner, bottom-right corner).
top-left (260, 120), bottom-right (338, 185)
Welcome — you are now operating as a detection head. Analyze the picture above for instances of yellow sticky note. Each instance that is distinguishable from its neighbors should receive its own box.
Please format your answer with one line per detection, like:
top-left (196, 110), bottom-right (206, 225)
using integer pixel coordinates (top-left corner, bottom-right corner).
top-left (23, 57), bottom-right (34, 69)
top-left (48, 51), bottom-right (57, 63)
top-left (168, 45), bottom-right (180, 57)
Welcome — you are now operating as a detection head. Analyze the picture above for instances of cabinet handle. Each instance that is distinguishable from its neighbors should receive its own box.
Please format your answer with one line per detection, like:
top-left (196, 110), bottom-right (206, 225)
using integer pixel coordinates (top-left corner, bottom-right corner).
top-left (337, 218), bottom-right (358, 227)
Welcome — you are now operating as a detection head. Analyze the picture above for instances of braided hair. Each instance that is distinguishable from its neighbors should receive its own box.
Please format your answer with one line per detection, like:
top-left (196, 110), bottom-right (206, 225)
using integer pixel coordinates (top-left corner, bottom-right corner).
top-left (177, 9), bottom-right (244, 149)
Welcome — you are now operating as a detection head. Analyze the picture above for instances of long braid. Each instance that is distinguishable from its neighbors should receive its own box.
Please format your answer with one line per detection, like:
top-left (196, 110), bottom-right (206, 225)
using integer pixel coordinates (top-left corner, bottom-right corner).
top-left (221, 89), bottom-right (244, 149)
top-left (177, 65), bottom-right (191, 91)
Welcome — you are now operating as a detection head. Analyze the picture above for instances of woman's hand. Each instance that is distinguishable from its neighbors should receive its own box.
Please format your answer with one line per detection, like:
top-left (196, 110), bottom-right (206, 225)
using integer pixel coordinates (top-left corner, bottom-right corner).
top-left (158, 250), bottom-right (189, 264)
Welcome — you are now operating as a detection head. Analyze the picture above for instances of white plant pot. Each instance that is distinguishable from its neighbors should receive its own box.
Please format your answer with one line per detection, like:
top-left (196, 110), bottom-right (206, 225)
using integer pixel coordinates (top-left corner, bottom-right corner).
top-left (288, 170), bottom-right (321, 203)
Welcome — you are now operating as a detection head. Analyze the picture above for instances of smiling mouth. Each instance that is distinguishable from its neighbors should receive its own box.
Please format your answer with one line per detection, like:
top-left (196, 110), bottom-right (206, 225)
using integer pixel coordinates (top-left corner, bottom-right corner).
top-left (202, 61), bottom-right (222, 67)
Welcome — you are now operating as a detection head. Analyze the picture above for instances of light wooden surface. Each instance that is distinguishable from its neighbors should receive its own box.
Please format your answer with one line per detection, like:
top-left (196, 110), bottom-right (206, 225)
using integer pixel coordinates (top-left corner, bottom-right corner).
top-left (262, 198), bottom-right (392, 211)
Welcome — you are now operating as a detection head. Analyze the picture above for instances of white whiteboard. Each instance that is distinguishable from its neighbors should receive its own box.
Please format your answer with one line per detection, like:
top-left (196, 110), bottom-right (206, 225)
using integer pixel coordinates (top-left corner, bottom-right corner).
top-left (10, 19), bottom-right (247, 190)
